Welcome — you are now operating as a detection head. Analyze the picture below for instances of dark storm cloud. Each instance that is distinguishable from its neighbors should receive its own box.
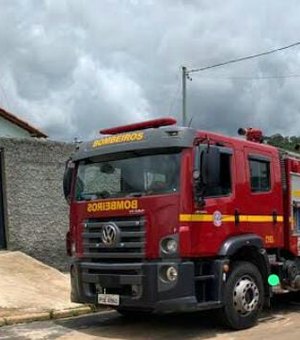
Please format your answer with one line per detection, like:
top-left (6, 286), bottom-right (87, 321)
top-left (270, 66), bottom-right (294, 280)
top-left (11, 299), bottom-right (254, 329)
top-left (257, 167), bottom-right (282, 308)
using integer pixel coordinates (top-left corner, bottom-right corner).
top-left (0, 0), bottom-right (300, 140)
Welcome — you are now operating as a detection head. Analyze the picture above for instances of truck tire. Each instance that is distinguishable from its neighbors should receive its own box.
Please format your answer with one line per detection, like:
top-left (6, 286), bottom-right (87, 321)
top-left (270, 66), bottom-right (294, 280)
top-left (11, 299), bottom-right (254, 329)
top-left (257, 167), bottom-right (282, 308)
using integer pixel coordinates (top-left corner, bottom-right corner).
top-left (220, 261), bottom-right (264, 330)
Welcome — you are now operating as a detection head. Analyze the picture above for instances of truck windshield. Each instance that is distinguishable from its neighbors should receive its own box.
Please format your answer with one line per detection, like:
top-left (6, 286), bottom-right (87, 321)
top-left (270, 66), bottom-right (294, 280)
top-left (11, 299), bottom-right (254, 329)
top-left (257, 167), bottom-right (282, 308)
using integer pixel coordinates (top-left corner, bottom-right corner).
top-left (75, 150), bottom-right (181, 201)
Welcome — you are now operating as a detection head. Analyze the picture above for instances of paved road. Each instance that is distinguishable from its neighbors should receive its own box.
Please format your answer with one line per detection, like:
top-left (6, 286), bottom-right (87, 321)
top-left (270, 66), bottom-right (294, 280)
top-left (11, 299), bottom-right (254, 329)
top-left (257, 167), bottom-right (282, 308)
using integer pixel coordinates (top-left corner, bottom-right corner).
top-left (0, 295), bottom-right (299, 340)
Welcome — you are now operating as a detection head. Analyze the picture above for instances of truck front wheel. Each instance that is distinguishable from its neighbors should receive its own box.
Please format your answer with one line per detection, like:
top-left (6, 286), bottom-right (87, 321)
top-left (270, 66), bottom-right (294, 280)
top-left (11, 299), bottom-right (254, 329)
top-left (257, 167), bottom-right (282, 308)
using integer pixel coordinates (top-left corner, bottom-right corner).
top-left (220, 261), bottom-right (264, 330)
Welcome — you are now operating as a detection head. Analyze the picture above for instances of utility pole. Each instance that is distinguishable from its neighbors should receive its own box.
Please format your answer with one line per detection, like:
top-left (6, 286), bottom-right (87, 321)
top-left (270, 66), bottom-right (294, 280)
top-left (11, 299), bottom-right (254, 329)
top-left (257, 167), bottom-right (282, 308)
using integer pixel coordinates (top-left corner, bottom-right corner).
top-left (180, 42), bottom-right (300, 127)
top-left (182, 66), bottom-right (187, 126)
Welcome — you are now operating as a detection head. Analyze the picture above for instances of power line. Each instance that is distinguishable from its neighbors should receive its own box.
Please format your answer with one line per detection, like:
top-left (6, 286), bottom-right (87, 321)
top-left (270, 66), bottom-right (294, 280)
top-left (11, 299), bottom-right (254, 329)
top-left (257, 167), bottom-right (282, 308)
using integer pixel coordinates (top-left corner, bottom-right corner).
top-left (196, 74), bottom-right (300, 80)
top-left (188, 41), bottom-right (300, 74)
top-left (181, 41), bottom-right (300, 125)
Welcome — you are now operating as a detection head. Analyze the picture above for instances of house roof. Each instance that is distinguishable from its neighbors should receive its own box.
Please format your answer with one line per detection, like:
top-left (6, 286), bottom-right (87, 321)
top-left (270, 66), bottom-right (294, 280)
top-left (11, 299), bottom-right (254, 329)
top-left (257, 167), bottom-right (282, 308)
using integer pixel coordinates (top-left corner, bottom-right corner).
top-left (0, 107), bottom-right (47, 138)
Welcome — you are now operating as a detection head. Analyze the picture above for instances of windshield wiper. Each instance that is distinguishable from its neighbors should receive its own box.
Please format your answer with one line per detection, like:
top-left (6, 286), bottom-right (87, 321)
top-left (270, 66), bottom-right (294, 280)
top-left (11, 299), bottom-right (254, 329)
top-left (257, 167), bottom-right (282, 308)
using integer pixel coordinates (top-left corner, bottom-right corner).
top-left (97, 190), bottom-right (111, 198)
top-left (126, 192), bottom-right (145, 197)
top-left (79, 191), bottom-right (111, 200)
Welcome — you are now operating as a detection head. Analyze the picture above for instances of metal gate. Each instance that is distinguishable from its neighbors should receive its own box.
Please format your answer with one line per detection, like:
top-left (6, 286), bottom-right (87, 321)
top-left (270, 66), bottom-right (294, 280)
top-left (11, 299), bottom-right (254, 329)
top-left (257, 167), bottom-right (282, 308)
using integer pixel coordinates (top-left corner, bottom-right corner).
top-left (0, 150), bottom-right (6, 249)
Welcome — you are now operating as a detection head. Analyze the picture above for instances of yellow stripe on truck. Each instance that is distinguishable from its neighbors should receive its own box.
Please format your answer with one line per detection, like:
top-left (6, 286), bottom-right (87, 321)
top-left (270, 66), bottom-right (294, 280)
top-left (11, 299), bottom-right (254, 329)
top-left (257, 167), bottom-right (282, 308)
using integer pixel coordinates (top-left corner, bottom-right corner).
top-left (292, 190), bottom-right (300, 198)
top-left (179, 214), bottom-right (235, 222)
top-left (179, 214), bottom-right (283, 223)
top-left (179, 214), bottom-right (212, 222)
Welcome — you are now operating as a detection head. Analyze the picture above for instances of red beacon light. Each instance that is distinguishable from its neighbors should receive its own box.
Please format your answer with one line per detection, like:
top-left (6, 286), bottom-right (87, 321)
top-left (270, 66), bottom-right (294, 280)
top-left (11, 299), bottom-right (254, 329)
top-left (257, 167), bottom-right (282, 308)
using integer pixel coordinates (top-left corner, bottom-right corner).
top-left (238, 127), bottom-right (263, 143)
top-left (100, 117), bottom-right (177, 135)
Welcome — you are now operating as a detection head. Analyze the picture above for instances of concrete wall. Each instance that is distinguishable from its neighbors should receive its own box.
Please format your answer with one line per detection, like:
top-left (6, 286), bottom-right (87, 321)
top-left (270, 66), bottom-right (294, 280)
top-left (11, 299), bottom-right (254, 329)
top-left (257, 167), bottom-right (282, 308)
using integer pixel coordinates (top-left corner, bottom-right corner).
top-left (0, 138), bottom-right (75, 270)
top-left (0, 116), bottom-right (31, 138)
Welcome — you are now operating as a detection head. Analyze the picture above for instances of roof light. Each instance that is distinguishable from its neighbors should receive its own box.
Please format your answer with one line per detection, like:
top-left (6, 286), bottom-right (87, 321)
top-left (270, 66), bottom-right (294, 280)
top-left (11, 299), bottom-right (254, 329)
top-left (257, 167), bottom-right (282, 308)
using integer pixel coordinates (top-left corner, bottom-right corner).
top-left (238, 127), bottom-right (263, 143)
top-left (100, 117), bottom-right (177, 135)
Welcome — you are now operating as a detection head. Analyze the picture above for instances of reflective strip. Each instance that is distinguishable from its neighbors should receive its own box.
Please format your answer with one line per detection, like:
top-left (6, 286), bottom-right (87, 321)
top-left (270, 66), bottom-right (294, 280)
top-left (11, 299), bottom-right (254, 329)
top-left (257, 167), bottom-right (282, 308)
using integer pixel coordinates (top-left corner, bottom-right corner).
top-left (179, 214), bottom-right (213, 222)
top-left (243, 216), bottom-right (272, 222)
top-left (292, 190), bottom-right (300, 198)
top-left (277, 216), bottom-right (284, 222)
top-left (179, 214), bottom-right (284, 223)
top-left (221, 215), bottom-right (236, 222)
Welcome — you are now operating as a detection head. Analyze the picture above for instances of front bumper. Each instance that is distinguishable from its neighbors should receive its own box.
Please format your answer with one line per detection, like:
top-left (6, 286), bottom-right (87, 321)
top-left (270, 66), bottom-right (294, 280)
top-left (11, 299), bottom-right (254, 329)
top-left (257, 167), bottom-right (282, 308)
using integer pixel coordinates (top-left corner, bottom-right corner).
top-left (70, 259), bottom-right (224, 313)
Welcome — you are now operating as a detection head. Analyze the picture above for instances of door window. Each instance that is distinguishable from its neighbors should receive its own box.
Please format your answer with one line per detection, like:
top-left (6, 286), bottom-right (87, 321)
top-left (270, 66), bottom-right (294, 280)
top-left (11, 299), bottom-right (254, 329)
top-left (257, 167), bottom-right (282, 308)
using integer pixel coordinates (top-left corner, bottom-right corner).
top-left (249, 157), bottom-right (271, 192)
top-left (205, 152), bottom-right (232, 197)
top-left (292, 202), bottom-right (300, 234)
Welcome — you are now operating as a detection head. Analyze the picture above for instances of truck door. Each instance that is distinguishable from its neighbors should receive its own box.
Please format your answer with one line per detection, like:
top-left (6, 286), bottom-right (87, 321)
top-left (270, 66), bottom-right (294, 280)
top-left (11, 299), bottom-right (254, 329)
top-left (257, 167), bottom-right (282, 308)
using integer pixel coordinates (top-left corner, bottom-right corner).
top-left (189, 144), bottom-right (238, 256)
top-left (242, 148), bottom-right (283, 248)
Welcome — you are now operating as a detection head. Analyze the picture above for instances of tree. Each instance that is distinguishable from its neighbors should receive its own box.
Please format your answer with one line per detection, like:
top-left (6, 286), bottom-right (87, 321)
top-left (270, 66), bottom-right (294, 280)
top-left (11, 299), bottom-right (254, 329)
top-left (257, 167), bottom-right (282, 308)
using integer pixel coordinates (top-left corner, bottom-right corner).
top-left (265, 134), bottom-right (300, 152)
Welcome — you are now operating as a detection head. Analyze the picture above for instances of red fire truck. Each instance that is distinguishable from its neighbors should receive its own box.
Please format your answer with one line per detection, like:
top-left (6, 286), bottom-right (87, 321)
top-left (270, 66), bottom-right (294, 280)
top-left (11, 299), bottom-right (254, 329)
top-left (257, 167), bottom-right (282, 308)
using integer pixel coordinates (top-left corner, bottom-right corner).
top-left (63, 117), bottom-right (300, 329)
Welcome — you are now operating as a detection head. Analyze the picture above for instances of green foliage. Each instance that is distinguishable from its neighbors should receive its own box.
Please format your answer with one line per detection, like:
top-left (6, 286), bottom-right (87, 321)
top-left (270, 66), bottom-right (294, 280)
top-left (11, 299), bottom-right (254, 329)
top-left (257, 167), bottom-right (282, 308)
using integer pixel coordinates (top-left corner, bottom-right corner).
top-left (265, 134), bottom-right (300, 152)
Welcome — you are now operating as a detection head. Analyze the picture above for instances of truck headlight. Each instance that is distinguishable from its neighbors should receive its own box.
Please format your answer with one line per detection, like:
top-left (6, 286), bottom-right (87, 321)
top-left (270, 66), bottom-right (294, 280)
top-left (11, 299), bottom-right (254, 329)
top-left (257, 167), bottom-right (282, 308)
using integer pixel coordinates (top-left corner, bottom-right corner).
top-left (166, 266), bottom-right (178, 282)
top-left (159, 265), bottom-right (178, 283)
top-left (71, 242), bottom-right (76, 256)
top-left (161, 238), bottom-right (178, 254)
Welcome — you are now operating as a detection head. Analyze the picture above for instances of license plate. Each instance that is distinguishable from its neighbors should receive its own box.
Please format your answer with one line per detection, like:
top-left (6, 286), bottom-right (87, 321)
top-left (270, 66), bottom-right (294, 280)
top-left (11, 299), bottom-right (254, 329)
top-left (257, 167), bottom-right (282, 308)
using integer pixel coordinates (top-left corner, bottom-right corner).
top-left (98, 294), bottom-right (120, 306)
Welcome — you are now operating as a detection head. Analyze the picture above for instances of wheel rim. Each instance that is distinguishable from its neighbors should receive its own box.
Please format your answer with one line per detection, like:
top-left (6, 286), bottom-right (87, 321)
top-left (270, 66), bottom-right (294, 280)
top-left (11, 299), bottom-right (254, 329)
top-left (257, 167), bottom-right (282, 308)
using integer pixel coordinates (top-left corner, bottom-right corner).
top-left (233, 275), bottom-right (260, 316)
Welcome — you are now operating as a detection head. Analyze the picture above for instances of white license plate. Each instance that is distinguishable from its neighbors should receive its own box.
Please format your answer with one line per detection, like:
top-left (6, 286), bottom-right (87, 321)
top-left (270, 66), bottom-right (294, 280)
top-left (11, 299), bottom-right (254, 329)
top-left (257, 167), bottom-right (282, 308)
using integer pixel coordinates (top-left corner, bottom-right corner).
top-left (98, 294), bottom-right (120, 306)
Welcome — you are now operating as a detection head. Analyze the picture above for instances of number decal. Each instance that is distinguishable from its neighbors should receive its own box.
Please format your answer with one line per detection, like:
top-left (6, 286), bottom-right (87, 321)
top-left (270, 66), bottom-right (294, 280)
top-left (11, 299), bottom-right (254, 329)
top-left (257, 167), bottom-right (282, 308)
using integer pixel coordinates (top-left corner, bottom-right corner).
top-left (265, 235), bottom-right (275, 244)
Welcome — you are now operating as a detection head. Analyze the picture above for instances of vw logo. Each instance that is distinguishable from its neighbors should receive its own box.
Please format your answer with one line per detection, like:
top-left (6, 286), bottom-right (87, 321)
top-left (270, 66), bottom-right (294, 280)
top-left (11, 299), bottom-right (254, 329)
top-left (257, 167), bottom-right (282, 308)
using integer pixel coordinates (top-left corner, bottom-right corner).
top-left (101, 223), bottom-right (120, 247)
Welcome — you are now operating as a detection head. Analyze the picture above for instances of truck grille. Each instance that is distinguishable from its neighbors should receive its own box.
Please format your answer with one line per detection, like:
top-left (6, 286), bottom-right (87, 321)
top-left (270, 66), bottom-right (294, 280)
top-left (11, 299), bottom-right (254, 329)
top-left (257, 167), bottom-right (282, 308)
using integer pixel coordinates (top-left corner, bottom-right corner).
top-left (82, 216), bottom-right (146, 262)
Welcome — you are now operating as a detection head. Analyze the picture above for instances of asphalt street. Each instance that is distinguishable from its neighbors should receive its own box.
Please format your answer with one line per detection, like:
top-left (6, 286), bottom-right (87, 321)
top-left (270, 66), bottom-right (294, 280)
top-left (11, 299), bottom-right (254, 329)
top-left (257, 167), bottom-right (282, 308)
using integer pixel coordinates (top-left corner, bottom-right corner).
top-left (0, 295), bottom-right (299, 340)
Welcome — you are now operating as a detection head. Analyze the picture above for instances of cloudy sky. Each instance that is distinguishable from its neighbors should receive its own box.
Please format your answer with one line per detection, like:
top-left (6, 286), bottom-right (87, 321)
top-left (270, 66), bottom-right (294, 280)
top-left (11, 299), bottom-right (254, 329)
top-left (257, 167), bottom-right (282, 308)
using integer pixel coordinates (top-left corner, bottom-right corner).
top-left (0, 0), bottom-right (300, 141)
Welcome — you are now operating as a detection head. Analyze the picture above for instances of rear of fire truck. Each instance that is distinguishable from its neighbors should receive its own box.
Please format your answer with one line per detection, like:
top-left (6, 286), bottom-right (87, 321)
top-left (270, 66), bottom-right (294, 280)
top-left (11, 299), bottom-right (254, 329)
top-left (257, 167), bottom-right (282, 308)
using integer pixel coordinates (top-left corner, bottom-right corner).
top-left (63, 117), bottom-right (300, 330)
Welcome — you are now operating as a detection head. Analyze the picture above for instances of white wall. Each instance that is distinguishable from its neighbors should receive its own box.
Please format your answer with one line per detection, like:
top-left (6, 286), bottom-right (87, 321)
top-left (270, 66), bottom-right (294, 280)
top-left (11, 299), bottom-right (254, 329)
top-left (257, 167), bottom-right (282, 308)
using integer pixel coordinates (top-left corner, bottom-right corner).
top-left (0, 116), bottom-right (31, 138)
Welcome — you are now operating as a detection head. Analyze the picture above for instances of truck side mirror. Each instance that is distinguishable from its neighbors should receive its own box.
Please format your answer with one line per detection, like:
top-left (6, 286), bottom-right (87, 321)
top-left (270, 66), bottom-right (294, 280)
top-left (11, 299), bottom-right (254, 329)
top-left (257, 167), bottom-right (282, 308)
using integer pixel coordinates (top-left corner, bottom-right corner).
top-left (63, 160), bottom-right (75, 203)
top-left (201, 146), bottom-right (220, 188)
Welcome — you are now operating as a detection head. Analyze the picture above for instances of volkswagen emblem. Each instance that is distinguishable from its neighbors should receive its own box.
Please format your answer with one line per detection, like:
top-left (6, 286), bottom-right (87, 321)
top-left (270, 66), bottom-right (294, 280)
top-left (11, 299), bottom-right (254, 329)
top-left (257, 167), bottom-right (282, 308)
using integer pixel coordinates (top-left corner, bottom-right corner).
top-left (101, 223), bottom-right (120, 247)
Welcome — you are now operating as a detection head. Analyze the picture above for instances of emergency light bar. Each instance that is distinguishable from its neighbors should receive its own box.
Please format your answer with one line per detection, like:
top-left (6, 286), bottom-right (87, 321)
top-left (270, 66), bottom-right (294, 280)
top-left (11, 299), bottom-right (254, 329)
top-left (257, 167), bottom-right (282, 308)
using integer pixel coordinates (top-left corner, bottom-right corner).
top-left (238, 127), bottom-right (263, 143)
top-left (100, 117), bottom-right (177, 135)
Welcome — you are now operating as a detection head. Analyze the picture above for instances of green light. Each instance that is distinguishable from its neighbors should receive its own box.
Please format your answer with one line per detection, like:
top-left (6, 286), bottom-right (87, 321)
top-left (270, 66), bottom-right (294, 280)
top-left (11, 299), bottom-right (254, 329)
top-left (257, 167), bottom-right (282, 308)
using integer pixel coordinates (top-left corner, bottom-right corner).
top-left (268, 274), bottom-right (280, 286)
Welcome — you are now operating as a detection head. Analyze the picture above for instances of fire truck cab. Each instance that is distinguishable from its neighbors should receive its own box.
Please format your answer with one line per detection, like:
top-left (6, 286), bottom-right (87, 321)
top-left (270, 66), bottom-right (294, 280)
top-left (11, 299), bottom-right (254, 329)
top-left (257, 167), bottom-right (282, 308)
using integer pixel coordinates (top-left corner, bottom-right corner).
top-left (64, 118), bottom-right (300, 330)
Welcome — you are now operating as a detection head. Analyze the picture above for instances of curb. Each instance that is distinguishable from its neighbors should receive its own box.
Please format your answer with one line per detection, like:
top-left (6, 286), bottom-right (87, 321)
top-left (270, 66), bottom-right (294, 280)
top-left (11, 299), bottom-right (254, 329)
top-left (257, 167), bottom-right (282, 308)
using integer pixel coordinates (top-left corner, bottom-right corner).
top-left (51, 306), bottom-right (94, 319)
top-left (4, 312), bottom-right (51, 326)
top-left (0, 305), bottom-right (95, 327)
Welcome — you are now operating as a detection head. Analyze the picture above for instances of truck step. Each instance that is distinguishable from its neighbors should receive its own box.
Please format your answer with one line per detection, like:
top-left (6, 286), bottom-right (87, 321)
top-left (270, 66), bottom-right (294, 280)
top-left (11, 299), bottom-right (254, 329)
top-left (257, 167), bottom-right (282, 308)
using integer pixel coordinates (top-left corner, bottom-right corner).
top-left (196, 301), bottom-right (222, 311)
top-left (195, 275), bottom-right (215, 281)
